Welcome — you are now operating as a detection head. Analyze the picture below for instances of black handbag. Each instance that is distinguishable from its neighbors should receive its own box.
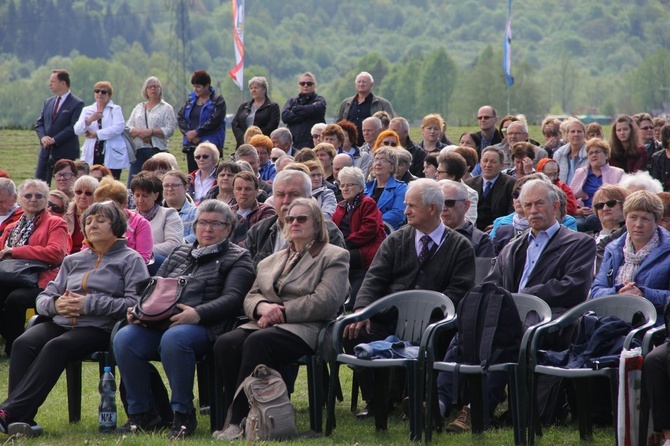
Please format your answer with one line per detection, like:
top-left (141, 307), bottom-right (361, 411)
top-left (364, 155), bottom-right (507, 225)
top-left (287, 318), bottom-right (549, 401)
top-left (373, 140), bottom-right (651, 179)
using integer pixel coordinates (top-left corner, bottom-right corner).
top-left (131, 276), bottom-right (205, 330)
top-left (0, 259), bottom-right (48, 288)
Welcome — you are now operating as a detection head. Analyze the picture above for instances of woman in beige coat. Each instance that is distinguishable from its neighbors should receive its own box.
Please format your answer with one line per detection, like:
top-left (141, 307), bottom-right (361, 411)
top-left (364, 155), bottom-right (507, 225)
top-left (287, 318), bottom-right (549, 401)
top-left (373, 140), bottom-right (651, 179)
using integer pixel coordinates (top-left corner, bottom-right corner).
top-left (213, 198), bottom-right (349, 441)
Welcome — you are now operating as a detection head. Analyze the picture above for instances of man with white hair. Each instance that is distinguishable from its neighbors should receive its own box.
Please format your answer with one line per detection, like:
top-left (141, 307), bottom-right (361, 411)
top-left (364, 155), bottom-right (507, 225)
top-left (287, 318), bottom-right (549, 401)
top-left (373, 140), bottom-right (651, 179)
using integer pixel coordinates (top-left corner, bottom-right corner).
top-left (390, 117), bottom-right (425, 178)
top-left (359, 116), bottom-right (382, 155)
top-left (0, 179), bottom-right (22, 237)
top-left (342, 178), bottom-right (475, 419)
top-left (440, 180), bottom-right (494, 257)
top-left (270, 127), bottom-right (298, 156)
top-left (245, 169), bottom-right (345, 266)
top-left (336, 71), bottom-right (395, 146)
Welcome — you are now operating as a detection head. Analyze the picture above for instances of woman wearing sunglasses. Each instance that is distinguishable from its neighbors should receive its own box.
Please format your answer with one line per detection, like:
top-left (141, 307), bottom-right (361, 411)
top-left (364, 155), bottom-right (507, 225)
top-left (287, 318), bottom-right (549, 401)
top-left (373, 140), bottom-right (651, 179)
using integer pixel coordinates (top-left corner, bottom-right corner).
top-left (371, 129), bottom-right (401, 154)
top-left (65, 175), bottom-right (99, 254)
top-left (46, 190), bottom-right (69, 219)
top-left (0, 179), bottom-right (70, 357)
top-left (74, 81), bottom-right (128, 180)
top-left (186, 142), bottom-right (219, 204)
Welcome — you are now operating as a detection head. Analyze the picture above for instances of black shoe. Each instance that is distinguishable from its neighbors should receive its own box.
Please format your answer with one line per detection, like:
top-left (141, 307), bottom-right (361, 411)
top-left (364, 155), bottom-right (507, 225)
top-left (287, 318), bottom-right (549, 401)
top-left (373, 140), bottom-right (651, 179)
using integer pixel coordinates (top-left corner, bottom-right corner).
top-left (356, 403), bottom-right (374, 419)
top-left (117, 409), bottom-right (163, 433)
top-left (168, 410), bottom-right (197, 439)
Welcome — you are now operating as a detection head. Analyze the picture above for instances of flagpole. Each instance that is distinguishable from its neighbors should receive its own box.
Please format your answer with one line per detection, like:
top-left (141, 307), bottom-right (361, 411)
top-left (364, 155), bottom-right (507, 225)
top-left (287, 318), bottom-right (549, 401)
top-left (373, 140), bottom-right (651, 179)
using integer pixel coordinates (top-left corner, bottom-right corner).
top-left (503, 0), bottom-right (514, 116)
top-left (229, 0), bottom-right (245, 91)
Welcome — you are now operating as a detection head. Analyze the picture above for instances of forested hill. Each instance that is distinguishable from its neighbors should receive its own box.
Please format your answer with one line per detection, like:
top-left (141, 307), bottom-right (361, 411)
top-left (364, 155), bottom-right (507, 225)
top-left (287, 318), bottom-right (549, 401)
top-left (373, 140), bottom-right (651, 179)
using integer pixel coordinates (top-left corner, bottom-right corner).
top-left (1, 0), bottom-right (670, 127)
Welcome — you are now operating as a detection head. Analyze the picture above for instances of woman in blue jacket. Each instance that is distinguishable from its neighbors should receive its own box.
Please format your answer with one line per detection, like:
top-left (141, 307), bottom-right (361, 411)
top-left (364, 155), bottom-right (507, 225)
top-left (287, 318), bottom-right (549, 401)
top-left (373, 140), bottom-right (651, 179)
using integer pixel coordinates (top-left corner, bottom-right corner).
top-left (177, 70), bottom-right (227, 173)
top-left (591, 190), bottom-right (670, 320)
top-left (364, 147), bottom-right (407, 230)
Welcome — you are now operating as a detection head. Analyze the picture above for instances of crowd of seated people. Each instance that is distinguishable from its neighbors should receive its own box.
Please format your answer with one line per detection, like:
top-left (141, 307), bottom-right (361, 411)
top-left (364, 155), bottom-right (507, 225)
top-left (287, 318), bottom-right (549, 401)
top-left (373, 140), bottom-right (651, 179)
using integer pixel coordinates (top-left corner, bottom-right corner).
top-left (5, 70), bottom-right (670, 443)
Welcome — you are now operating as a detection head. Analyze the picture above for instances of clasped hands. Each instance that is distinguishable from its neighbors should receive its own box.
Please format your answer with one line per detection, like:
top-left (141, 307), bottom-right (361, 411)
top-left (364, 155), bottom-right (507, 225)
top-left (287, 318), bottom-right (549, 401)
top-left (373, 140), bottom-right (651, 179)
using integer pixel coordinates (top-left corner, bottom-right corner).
top-left (56, 290), bottom-right (86, 317)
top-left (255, 302), bottom-right (286, 328)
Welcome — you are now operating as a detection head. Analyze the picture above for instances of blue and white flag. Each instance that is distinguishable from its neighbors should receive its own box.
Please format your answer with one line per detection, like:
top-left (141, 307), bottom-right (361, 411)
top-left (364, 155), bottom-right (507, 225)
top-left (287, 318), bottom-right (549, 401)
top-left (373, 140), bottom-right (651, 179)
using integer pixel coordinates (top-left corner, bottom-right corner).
top-left (503, 0), bottom-right (514, 88)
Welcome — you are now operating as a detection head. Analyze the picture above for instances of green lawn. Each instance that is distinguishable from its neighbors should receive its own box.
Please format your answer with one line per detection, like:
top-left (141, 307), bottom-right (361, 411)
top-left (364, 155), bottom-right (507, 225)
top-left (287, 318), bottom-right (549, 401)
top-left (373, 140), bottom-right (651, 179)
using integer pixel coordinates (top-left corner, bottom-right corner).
top-left (0, 128), bottom-right (618, 444)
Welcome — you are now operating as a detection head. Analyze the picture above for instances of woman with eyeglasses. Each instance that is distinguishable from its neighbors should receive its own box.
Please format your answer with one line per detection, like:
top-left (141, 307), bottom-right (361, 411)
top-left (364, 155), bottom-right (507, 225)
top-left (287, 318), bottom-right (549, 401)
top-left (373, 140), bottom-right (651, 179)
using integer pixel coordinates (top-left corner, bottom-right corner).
top-left (570, 139), bottom-right (624, 232)
top-left (417, 114), bottom-right (446, 155)
top-left (213, 198), bottom-right (348, 441)
top-left (590, 185), bottom-right (630, 269)
top-left (364, 146), bottom-right (408, 230)
top-left (74, 81), bottom-right (128, 180)
top-left (0, 202), bottom-right (148, 437)
top-left (332, 166), bottom-right (385, 310)
top-left (46, 190), bottom-right (69, 220)
top-left (115, 199), bottom-right (254, 438)
top-left (51, 159), bottom-right (77, 199)
top-left (130, 171), bottom-right (183, 275)
top-left (162, 171), bottom-right (197, 244)
top-left (609, 114), bottom-right (647, 174)
top-left (126, 76), bottom-right (177, 187)
top-left (186, 142), bottom-right (219, 205)
top-left (65, 175), bottom-right (99, 254)
top-left (0, 179), bottom-right (70, 358)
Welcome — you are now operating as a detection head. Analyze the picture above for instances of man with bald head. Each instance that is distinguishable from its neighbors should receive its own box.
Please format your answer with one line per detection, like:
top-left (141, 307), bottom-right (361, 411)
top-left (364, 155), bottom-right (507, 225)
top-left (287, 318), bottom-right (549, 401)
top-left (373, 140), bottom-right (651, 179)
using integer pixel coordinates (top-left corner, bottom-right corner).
top-left (336, 72), bottom-right (394, 146)
top-left (332, 153), bottom-right (353, 185)
top-left (475, 105), bottom-right (502, 157)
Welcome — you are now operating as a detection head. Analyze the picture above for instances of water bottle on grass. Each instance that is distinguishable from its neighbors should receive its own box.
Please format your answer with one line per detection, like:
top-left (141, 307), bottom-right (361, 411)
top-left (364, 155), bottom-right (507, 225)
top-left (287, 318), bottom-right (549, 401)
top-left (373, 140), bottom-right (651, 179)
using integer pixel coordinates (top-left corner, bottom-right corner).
top-left (98, 366), bottom-right (117, 433)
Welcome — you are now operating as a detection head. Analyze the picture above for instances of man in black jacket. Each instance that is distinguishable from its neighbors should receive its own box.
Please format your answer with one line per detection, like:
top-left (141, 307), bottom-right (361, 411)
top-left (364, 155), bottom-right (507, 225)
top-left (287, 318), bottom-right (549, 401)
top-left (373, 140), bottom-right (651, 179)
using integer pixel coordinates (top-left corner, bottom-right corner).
top-left (281, 72), bottom-right (326, 149)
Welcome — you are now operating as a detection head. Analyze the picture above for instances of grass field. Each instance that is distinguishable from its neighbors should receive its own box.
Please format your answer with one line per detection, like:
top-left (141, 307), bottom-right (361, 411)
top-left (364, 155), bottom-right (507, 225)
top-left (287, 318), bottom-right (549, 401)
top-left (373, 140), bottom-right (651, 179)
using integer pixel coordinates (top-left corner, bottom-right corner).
top-left (0, 127), bottom-right (618, 444)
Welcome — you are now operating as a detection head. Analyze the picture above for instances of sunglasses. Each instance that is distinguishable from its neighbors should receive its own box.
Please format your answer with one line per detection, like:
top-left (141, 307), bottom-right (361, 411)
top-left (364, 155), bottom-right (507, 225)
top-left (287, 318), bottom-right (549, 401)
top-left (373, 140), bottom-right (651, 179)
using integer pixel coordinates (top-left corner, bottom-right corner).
top-left (512, 191), bottom-right (520, 199)
top-left (285, 214), bottom-right (309, 224)
top-left (382, 141), bottom-right (398, 147)
top-left (94, 89), bottom-right (109, 95)
top-left (75, 189), bottom-right (94, 196)
top-left (23, 193), bottom-right (45, 200)
top-left (47, 201), bottom-right (64, 213)
top-left (640, 126), bottom-right (653, 131)
top-left (594, 199), bottom-right (622, 211)
top-left (194, 154), bottom-right (210, 160)
top-left (444, 199), bottom-right (466, 208)
top-left (477, 116), bottom-right (492, 121)
top-left (299, 81), bottom-right (314, 87)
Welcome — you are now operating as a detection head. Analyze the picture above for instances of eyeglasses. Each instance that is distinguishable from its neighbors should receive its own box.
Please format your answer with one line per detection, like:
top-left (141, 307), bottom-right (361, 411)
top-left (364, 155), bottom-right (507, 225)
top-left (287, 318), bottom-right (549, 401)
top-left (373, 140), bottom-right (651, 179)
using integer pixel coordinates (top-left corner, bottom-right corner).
top-left (75, 189), bottom-right (94, 196)
top-left (436, 169), bottom-right (448, 175)
top-left (299, 81), bottom-right (314, 87)
top-left (285, 214), bottom-right (309, 224)
top-left (23, 193), bottom-right (45, 200)
top-left (163, 183), bottom-right (184, 190)
top-left (339, 183), bottom-right (359, 189)
top-left (94, 89), bottom-right (109, 95)
top-left (381, 141), bottom-right (398, 147)
top-left (54, 172), bottom-right (75, 180)
top-left (444, 199), bottom-right (466, 208)
top-left (312, 134), bottom-right (321, 139)
top-left (47, 201), bottom-right (64, 213)
top-left (194, 154), bottom-right (210, 160)
top-left (195, 219), bottom-right (228, 230)
top-left (594, 199), bottom-right (622, 210)
top-left (512, 191), bottom-right (520, 199)
top-left (587, 150), bottom-right (604, 156)
top-left (477, 116), bottom-right (492, 121)
top-left (372, 158), bottom-right (390, 164)
top-left (640, 126), bottom-right (653, 131)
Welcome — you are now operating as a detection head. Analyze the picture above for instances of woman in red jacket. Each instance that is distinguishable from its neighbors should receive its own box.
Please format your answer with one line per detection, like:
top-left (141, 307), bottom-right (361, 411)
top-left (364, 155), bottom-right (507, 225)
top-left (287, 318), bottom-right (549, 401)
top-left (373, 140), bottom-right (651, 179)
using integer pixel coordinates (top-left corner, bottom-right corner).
top-left (332, 166), bottom-right (386, 310)
top-left (0, 179), bottom-right (70, 357)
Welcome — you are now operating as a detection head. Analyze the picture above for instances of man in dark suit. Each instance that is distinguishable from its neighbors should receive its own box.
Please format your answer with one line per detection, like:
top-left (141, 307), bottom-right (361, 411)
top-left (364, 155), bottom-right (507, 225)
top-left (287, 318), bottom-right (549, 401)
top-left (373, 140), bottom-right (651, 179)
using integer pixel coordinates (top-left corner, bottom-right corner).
top-left (35, 69), bottom-right (84, 184)
top-left (465, 146), bottom-right (516, 232)
top-left (343, 179), bottom-right (475, 419)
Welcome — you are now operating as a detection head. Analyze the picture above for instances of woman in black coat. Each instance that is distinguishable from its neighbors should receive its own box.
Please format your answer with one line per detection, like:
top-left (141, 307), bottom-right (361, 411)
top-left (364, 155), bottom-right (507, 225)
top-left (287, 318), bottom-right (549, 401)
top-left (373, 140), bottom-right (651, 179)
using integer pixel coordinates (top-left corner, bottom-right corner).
top-left (231, 76), bottom-right (280, 148)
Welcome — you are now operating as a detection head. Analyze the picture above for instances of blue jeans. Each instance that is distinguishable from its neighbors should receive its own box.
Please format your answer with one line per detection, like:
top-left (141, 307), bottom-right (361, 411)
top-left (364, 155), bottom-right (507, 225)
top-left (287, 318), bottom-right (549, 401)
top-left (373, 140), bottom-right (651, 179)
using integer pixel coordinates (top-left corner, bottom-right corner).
top-left (114, 323), bottom-right (210, 414)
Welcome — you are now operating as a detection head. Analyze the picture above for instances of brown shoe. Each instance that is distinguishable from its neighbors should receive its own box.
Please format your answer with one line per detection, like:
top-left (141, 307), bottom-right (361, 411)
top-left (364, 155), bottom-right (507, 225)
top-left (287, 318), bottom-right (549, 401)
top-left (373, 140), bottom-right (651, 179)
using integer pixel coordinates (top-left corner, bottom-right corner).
top-left (446, 406), bottom-right (471, 433)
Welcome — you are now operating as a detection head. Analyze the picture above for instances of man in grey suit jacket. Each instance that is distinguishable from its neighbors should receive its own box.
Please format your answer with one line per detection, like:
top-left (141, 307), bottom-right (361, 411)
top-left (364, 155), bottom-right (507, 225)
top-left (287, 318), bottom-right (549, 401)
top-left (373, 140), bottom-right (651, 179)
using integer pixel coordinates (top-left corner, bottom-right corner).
top-left (343, 179), bottom-right (475, 419)
top-left (35, 70), bottom-right (84, 184)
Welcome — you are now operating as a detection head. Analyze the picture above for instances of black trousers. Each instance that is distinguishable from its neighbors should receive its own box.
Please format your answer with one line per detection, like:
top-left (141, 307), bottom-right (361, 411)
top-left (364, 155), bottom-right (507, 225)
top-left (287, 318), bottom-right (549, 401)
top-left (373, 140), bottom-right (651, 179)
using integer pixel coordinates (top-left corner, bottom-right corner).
top-left (1, 321), bottom-right (109, 423)
top-left (644, 342), bottom-right (670, 432)
top-left (213, 328), bottom-right (313, 425)
top-left (0, 286), bottom-right (42, 356)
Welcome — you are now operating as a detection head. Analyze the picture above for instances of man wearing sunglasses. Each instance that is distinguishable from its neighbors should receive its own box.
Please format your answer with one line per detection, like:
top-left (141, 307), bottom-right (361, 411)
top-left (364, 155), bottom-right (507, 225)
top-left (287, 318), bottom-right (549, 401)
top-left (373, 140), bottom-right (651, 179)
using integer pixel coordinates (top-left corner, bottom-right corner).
top-left (35, 69), bottom-right (84, 184)
top-left (281, 72), bottom-right (326, 149)
top-left (475, 105), bottom-right (502, 155)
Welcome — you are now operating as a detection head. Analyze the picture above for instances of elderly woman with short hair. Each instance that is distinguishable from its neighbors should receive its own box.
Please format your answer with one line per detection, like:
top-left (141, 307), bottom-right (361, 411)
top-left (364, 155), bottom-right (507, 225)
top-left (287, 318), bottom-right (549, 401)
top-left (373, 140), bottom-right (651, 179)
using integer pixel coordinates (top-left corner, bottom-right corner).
top-left (0, 179), bottom-right (70, 357)
top-left (395, 147), bottom-right (417, 184)
top-left (115, 199), bottom-right (255, 439)
top-left (591, 190), bottom-right (670, 319)
top-left (127, 76), bottom-right (177, 186)
top-left (213, 197), bottom-right (349, 441)
top-left (187, 142), bottom-right (219, 204)
top-left (66, 175), bottom-right (99, 253)
top-left (332, 166), bottom-right (385, 309)
top-left (130, 171), bottom-right (183, 274)
top-left (74, 81), bottom-right (127, 180)
top-left (0, 202), bottom-right (148, 436)
top-left (231, 76), bottom-right (280, 148)
top-left (365, 146), bottom-right (408, 230)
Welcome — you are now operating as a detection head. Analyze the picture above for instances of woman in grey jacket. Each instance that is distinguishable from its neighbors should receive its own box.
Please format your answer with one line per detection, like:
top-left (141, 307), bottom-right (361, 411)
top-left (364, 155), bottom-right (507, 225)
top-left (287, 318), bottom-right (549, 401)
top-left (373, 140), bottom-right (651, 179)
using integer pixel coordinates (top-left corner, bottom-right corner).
top-left (114, 199), bottom-right (255, 439)
top-left (0, 202), bottom-right (149, 437)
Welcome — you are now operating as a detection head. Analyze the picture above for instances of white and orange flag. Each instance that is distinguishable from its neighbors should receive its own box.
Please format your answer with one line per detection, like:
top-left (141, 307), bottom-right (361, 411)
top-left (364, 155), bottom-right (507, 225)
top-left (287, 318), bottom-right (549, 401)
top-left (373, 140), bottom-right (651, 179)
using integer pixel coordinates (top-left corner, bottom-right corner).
top-left (229, 0), bottom-right (245, 90)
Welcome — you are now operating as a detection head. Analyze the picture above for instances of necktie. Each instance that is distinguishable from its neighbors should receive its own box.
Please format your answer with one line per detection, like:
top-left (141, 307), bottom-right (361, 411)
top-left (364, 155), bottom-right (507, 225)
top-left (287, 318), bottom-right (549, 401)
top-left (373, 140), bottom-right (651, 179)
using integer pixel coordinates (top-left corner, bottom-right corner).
top-left (418, 235), bottom-right (431, 264)
top-left (52, 96), bottom-right (61, 122)
top-left (483, 181), bottom-right (492, 198)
